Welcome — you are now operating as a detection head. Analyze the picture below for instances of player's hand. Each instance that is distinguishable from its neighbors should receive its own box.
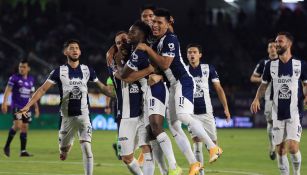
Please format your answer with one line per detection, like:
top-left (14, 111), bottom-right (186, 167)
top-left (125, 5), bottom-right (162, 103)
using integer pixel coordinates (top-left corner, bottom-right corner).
top-left (1, 103), bottom-right (8, 114)
top-left (15, 106), bottom-right (30, 118)
top-left (106, 45), bottom-right (117, 66)
top-left (136, 43), bottom-right (148, 51)
top-left (250, 98), bottom-right (260, 114)
top-left (304, 96), bottom-right (307, 110)
top-left (148, 74), bottom-right (163, 86)
top-left (224, 109), bottom-right (231, 123)
top-left (34, 108), bottom-right (40, 118)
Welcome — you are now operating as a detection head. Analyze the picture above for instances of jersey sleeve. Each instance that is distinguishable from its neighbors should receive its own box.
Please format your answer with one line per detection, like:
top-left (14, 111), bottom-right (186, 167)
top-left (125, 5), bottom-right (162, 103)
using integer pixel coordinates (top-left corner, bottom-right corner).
top-left (262, 61), bottom-right (271, 84)
top-left (89, 67), bottom-right (98, 82)
top-left (126, 50), bottom-right (149, 71)
top-left (253, 60), bottom-right (265, 76)
top-left (161, 34), bottom-right (179, 58)
top-left (47, 68), bottom-right (60, 84)
top-left (106, 77), bottom-right (113, 86)
top-left (301, 60), bottom-right (307, 83)
top-left (209, 65), bottom-right (220, 83)
top-left (7, 75), bottom-right (16, 87)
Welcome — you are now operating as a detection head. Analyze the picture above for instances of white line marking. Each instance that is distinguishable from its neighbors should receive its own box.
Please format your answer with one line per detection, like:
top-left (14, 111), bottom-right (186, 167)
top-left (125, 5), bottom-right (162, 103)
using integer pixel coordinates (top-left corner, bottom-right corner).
top-left (0, 172), bottom-right (82, 175)
top-left (0, 160), bottom-right (264, 175)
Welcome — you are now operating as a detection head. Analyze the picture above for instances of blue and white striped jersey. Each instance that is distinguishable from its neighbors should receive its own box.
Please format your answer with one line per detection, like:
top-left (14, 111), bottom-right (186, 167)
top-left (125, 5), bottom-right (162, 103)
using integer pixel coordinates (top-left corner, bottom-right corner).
top-left (262, 57), bottom-right (307, 120)
top-left (188, 64), bottom-right (219, 114)
top-left (152, 31), bottom-right (192, 85)
top-left (47, 64), bottom-right (98, 117)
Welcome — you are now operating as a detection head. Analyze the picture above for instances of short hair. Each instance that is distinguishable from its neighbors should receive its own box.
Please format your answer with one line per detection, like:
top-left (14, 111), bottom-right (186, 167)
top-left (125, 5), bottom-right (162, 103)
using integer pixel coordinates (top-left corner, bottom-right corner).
top-left (20, 59), bottom-right (29, 64)
top-left (63, 39), bottom-right (80, 50)
top-left (186, 43), bottom-right (203, 54)
top-left (277, 32), bottom-right (294, 43)
top-left (140, 4), bottom-right (156, 14)
top-left (154, 8), bottom-right (171, 22)
top-left (132, 20), bottom-right (152, 42)
top-left (267, 38), bottom-right (275, 45)
top-left (115, 31), bottom-right (127, 39)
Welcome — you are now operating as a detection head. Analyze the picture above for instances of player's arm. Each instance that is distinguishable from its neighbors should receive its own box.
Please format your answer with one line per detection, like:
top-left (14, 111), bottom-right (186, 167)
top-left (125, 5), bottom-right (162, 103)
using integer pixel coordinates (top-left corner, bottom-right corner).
top-left (250, 61), bottom-right (264, 83)
top-left (95, 80), bottom-right (115, 98)
top-left (17, 81), bottom-right (54, 116)
top-left (31, 91), bottom-right (40, 118)
top-left (304, 83), bottom-right (307, 107)
top-left (212, 82), bottom-right (231, 122)
top-left (1, 85), bottom-right (12, 114)
top-left (115, 64), bottom-right (154, 83)
top-left (250, 73), bottom-right (262, 83)
top-left (136, 43), bottom-right (173, 70)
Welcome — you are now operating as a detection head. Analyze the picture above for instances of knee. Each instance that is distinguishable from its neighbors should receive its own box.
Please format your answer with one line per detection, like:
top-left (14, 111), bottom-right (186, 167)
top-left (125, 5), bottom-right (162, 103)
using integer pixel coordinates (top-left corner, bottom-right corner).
top-left (287, 140), bottom-right (299, 154)
top-left (122, 154), bottom-right (133, 164)
top-left (150, 123), bottom-right (163, 137)
top-left (141, 145), bottom-right (151, 153)
top-left (276, 143), bottom-right (287, 155)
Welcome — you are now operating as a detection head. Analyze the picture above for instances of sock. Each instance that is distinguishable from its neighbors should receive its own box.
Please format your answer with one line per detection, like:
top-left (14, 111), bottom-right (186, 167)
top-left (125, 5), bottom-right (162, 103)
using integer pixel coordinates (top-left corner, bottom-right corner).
top-left (150, 140), bottom-right (168, 175)
top-left (178, 114), bottom-right (215, 149)
top-left (193, 142), bottom-right (204, 175)
top-left (143, 152), bottom-right (155, 175)
top-left (127, 158), bottom-right (143, 175)
top-left (80, 142), bottom-right (93, 175)
top-left (156, 132), bottom-right (177, 170)
top-left (267, 123), bottom-right (274, 152)
top-left (5, 128), bottom-right (16, 148)
top-left (20, 132), bottom-right (27, 151)
top-left (169, 120), bottom-right (197, 164)
top-left (277, 154), bottom-right (289, 175)
top-left (290, 151), bottom-right (301, 175)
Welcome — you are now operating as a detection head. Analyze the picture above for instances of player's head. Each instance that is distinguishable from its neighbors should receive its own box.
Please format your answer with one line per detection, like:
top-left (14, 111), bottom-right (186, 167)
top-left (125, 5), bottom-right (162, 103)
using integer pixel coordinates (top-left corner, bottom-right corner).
top-left (128, 20), bottom-right (152, 45)
top-left (18, 59), bottom-right (30, 76)
top-left (140, 4), bottom-right (156, 27)
top-left (275, 32), bottom-right (293, 55)
top-left (187, 43), bottom-right (203, 66)
top-left (152, 8), bottom-right (172, 37)
top-left (63, 39), bottom-right (81, 62)
top-left (114, 31), bottom-right (130, 56)
top-left (267, 39), bottom-right (277, 59)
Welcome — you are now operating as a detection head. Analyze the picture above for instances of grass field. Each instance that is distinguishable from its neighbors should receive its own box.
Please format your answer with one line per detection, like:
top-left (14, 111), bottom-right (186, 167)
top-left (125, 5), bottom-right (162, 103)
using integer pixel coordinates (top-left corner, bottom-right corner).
top-left (0, 129), bottom-right (306, 175)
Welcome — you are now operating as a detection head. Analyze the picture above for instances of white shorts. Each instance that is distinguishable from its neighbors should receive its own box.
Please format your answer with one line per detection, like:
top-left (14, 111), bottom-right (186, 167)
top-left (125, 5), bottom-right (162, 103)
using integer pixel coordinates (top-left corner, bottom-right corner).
top-left (264, 100), bottom-right (273, 122)
top-left (168, 79), bottom-right (194, 123)
top-left (189, 113), bottom-right (217, 141)
top-left (144, 82), bottom-right (169, 126)
top-left (272, 117), bottom-right (302, 145)
top-left (59, 115), bottom-right (92, 148)
top-left (118, 117), bottom-right (148, 156)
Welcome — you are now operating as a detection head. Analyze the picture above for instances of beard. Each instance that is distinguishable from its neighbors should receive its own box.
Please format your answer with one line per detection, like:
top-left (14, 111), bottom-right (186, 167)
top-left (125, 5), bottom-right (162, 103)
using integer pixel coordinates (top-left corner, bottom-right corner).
top-left (68, 56), bottom-right (79, 62)
top-left (277, 46), bottom-right (287, 55)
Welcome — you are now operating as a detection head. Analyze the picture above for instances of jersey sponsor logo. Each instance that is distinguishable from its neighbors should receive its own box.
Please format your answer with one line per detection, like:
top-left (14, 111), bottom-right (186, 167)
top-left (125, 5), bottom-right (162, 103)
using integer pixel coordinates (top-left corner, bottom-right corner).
top-left (129, 84), bottom-right (140, 93)
top-left (118, 137), bottom-right (128, 141)
top-left (294, 68), bottom-right (300, 76)
top-left (277, 79), bottom-right (291, 83)
top-left (132, 52), bottom-right (138, 62)
top-left (70, 86), bottom-right (82, 100)
top-left (69, 80), bottom-right (83, 86)
top-left (168, 43), bottom-right (175, 51)
top-left (278, 84), bottom-right (291, 99)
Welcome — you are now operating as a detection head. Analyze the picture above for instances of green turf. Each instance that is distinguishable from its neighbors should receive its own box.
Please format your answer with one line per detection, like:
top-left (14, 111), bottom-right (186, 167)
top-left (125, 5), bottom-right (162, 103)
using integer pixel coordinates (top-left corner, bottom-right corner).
top-left (0, 129), bottom-right (306, 175)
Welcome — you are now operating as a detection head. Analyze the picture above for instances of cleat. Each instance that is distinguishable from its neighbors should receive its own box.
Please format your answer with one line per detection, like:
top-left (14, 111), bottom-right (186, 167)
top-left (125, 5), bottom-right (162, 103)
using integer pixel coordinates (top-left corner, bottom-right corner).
top-left (209, 146), bottom-right (223, 163)
top-left (189, 161), bottom-right (202, 175)
top-left (3, 147), bottom-right (10, 157)
top-left (20, 151), bottom-right (33, 157)
top-left (60, 152), bottom-right (67, 161)
top-left (168, 166), bottom-right (183, 175)
top-left (137, 152), bottom-right (144, 167)
top-left (112, 143), bottom-right (121, 160)
top-left (269, 151), bottom-right (276, 160)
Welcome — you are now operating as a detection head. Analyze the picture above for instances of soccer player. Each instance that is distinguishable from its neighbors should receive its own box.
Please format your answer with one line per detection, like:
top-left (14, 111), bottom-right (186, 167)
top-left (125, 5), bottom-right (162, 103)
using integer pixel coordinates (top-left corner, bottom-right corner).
top-left (186, 43), bottom-right (230, 175)
top-left (117, 20), bottom-right (180, 175)
top-left (17, 39), bottom-right (113, 175)
top-left (137, 8), bottom-right (222, 174)
top-left (250, 39), bottom-right (278, 160)
top-left (251, 32), bottom-right (307, 175)
top-left (1, 59), bottom-right (40, 157)
top-left (140, 5), bottom-right (156, 27)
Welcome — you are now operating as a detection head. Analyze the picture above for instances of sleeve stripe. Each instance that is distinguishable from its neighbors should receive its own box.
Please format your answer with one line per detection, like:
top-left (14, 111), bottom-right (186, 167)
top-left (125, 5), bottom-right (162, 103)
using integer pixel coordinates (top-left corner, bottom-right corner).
top-left (262, 80), bottom-right (268, 84)
top-left (47, 79), bottom-right (56, 84)
top-left (212, 79), bottom-right (220, 83)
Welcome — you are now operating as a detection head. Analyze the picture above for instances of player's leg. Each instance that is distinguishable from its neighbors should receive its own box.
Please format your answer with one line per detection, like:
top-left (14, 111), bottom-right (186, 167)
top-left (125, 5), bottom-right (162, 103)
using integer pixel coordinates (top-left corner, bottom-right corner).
top-left (119, 118), bottom-right (143, 175)
top-left (78, 115), bottom-right (94, 175)
top-left (273, 120), bottom-right (289, 175)
top-left (264, 100), bottom-right (275, 160)
top-left (4, 111), bottom-right (22, 157)
top-left (286, 117), bottom-right (302, 175)
top-left (58, 116), bottom-right (76, 161)
top-left (19, 113), bottom-right (33, 157)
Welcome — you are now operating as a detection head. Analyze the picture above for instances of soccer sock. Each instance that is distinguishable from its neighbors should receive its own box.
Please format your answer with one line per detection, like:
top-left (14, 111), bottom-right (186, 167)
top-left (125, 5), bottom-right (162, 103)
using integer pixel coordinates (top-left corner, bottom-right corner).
top-left (142, 152), bottom-right (155, 175)
top-left (170, 120), bottom-right (197, 164)
top-left (5, 128), bottom-right (16, 148)
top-left (277, 154), bottom-right (289, 175)
top-left (178, 114), bottom-right (215, 149)
top-left (80, 142), bottom-right (93, 175)
top-left (156, 132), bottom-right (177, 170)
top-left (267, 123), bottom-right (274, 152)
top-left (127, 158), bottom-right (143, 175)
top-left (193, 142), bottom-right (204, 175)
top-left (290, 151), bottom-right (301, 175)
top-left (150, 140), bottom-right (168, 175)
top-left (20, 132), bottom-right (27, 152)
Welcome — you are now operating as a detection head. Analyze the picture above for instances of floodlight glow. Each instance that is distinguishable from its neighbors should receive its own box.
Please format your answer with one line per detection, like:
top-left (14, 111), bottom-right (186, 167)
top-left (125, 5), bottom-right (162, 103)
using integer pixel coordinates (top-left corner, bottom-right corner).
top-left (282, 0), bottom-right (303, 3)
top-left (225, 0), bottom-right (235, 2)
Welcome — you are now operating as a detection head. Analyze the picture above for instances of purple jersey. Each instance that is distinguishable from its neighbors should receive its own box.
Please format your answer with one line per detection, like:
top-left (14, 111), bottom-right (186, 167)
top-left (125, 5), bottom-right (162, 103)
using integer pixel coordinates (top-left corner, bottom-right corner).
top-left (7, 74), bottom-right (35, 109)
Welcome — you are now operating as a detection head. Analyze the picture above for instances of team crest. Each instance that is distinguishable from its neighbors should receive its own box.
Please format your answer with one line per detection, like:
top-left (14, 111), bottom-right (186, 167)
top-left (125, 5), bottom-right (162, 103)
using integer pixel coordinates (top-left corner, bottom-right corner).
top-left (294, 68), bottom-right (300, 76)
top-left (168, 43), bottom-right (175, 51)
